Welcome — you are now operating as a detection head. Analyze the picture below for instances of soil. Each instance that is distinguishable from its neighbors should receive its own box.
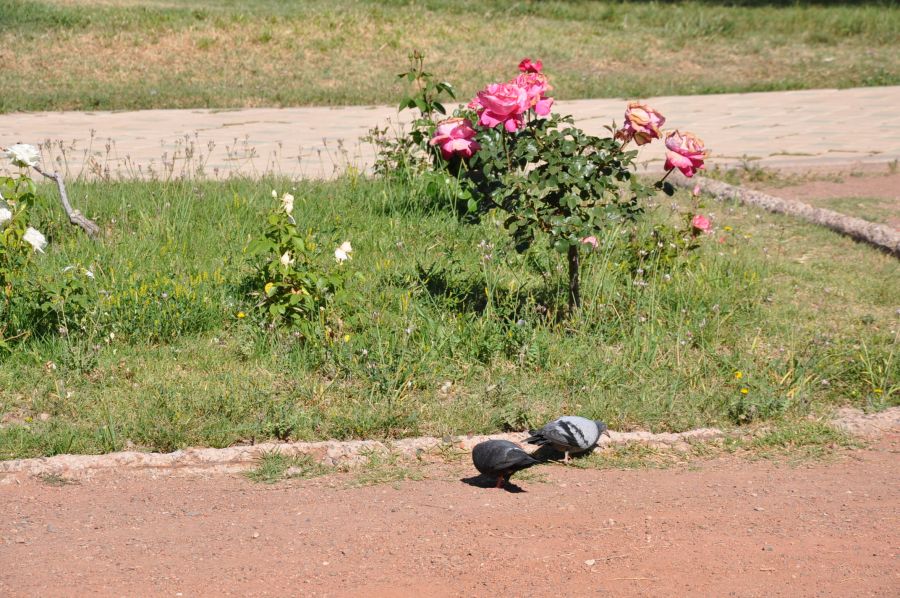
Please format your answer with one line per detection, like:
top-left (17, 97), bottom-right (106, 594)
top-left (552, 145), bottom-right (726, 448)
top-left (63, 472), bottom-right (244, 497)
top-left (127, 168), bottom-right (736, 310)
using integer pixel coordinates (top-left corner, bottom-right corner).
top-left (753, 169), bottom-right (900, 229)
top-left (2, 433), bottom-right (898, 597)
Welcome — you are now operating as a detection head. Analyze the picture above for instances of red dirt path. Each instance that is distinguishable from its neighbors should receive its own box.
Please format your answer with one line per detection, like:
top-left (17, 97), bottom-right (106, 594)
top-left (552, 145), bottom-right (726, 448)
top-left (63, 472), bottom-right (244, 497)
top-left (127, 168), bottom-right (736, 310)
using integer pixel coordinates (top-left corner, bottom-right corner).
top-left (2, 434), bottom-right (898, 597)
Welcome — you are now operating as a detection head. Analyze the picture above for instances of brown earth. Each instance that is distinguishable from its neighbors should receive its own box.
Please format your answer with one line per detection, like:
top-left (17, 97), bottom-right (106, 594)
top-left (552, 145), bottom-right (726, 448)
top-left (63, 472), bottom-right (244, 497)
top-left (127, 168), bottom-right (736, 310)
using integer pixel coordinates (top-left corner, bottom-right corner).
top-left (1, 434), bottom-right (898, 597)
top-left (753, 168), bottom-right (900, 230)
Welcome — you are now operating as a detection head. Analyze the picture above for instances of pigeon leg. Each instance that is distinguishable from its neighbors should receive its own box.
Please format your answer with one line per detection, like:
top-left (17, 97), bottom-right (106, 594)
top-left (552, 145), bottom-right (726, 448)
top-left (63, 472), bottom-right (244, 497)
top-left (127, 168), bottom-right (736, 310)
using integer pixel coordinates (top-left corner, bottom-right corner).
top-left (494, 475), bottom-right (505, 489)
top-left (564, 451), bottom-right (570, 464)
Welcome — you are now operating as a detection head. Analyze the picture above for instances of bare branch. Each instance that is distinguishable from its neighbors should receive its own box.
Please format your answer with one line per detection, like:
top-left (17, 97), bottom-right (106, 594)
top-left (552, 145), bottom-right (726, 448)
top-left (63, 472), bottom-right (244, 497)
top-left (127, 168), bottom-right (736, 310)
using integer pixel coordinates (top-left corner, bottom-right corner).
top-left (30, 164), bottom-right (101, 238)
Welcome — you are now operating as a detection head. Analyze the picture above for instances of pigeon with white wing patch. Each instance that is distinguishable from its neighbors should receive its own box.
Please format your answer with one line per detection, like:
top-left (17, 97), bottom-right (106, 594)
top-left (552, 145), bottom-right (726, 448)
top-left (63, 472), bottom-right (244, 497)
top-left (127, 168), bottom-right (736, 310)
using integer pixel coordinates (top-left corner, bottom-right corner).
top-left (524, 416), bottom-right (610, 463)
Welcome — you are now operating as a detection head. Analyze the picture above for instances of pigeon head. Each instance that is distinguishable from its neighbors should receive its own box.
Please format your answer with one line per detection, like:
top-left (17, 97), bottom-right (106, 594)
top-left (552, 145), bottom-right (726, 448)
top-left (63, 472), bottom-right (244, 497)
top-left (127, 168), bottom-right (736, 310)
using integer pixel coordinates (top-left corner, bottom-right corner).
top-left (595, 420), bottom-right (611, 438)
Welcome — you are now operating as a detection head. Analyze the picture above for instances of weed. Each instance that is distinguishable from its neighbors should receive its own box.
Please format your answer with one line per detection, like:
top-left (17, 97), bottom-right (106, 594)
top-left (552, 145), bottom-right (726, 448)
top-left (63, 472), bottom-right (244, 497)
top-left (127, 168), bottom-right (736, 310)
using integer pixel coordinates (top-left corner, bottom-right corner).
top-left (350, 450), bottom-right (425, 487)
top-left (244, 452), bottom-right (329, 484)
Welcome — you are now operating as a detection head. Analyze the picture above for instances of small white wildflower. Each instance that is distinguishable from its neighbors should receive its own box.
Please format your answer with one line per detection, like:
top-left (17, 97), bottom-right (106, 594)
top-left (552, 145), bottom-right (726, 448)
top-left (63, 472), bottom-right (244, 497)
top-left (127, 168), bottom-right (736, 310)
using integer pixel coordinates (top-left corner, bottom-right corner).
top-left (0, 208), bottom-right (12, 225)
top-left (663, 273), bottom-right (671, 282)
top-left (84, 269), bottom-right (95, 279)
top-left (23, 227), bottom-right (47, 252)
top-left (62, 265), bottom-right (76, 273)
top-left (281, 192), bottom-right (294, 215)
top-left (280, 251), bottom-right (294, 266)
top-left (271, 189), bottom-right (278, 198)
top-left (334, 241), bottom-right (352, 263)
top-left (5, 144), bottom-right (40, 168)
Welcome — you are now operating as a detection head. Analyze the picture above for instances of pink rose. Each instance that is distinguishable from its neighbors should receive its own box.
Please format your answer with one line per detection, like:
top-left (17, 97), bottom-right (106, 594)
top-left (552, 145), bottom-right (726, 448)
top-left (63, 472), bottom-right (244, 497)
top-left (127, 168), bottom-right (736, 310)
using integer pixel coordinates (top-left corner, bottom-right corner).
top-left (429, 118), bottom-right (480, 159)
top-left (581, 235), bottom-right (599, 249)
top-left (518, 58), bottom-right (543, 73)
top-left (664, 130), bottom-right (707, 178)
top-left (616, 102), bottom-right (666, 146)
top-left (514, 72), bottom-right (554, 116)
top-left (471, 82), bottom-right (529, 132)
top-left (691, 214), bottom-right (712, 234)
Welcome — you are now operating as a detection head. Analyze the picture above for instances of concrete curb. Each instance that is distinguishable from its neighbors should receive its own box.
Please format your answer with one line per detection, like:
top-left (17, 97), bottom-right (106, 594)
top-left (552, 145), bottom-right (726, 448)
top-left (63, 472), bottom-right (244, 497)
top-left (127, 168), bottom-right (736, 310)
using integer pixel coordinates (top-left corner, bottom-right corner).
top-left (2, 407), bottom-right (897, 479)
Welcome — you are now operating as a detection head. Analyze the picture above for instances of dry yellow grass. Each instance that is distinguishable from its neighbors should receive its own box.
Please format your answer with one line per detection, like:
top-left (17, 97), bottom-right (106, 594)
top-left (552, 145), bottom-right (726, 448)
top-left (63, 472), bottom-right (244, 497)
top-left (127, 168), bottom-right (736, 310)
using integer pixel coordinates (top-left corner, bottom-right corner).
top-left (1, 0), bottom-right (897, 111)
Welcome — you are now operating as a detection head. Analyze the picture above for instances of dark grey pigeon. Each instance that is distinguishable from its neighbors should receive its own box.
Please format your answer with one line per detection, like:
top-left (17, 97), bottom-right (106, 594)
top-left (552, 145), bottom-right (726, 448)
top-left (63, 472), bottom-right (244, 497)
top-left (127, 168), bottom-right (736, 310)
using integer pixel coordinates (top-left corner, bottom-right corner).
top-left (524, 416), bottom-right (610, 463)
top-left (472, 439), bottom-right (540, 488)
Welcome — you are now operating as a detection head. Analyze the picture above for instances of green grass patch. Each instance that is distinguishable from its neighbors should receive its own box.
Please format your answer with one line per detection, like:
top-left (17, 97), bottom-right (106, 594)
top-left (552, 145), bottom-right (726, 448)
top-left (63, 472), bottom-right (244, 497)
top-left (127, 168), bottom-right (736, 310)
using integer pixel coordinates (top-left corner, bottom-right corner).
top-left (0, 175), bottom-right (896, 460)
top-left (244, 452), bottom-right (330, 484)
top-left (0, 0), bottom-right (897, 112)
top-left (349, 451), bottom-right (426, 487)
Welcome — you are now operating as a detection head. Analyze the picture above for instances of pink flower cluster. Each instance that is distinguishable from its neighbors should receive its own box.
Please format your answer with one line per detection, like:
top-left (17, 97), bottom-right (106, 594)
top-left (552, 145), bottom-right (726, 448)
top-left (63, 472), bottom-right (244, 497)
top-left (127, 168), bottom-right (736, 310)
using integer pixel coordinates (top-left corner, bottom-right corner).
top-left (429, 117), bottom-right (480, 160)
top-left (616, 102), bottom-right (666, 146)
top-left (615, 103), bottom-right (708, 178)
top-left (468, 57), bottom-right (554, 133)
top-left (664, 131), bottom-right (708, 178)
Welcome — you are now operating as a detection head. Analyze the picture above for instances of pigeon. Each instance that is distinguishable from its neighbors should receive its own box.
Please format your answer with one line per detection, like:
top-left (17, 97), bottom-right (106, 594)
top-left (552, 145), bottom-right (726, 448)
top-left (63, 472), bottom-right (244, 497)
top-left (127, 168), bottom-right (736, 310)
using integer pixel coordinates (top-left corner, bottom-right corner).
top-left (524, 416), bottom-right (610, 463)
top-left (472, 439), bottom-right (540, 488)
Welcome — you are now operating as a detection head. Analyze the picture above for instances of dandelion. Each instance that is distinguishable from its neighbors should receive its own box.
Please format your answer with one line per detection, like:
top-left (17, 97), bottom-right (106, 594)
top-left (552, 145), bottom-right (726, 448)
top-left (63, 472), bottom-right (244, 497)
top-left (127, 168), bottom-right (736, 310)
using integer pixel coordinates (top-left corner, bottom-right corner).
top-left (334, 241), bottom-right (352, 263)
top-left (237, 311), bottom-right (246, 319)
top-left (4, 143), bottom-right (40, 168)
top-left (873, 388), bottom-right (883, 395)
top-left (740, 387), bottom-right (749, 395)
top-left (343, 334), bottom-right (351, 343)
top-left (723, 226), bottom-right (733, 232)
top-left (23, 227), bottom-right (47, 252)
top-left (734, 371), bottom-right (743, 380)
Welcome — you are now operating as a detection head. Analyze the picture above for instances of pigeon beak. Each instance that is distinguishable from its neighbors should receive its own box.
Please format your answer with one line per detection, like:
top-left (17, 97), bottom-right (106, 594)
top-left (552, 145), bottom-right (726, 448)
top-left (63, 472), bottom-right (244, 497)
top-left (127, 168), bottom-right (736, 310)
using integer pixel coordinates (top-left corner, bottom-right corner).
top-left (602, 430), bottom-right (611, 438)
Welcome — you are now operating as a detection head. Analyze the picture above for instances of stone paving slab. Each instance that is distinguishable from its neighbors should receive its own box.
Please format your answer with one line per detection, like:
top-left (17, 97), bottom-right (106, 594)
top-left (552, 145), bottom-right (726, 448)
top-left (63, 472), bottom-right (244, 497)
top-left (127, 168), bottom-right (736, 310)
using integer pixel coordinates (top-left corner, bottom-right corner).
top-left (1, 86), bottom-right (898, 180)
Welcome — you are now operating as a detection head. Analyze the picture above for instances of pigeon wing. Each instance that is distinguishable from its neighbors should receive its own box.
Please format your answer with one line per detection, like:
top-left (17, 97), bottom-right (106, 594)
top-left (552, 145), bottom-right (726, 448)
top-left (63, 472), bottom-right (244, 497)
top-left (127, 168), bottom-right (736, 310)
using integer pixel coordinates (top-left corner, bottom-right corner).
top-left (492, 445), bottom-right (539, 472)
top-left (537, 417), bottom-right (597, 451)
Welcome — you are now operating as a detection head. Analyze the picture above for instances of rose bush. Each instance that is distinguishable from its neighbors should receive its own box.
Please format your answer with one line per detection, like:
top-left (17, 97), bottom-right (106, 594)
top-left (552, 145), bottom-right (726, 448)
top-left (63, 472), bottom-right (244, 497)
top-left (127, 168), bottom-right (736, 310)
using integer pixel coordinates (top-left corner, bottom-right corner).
top-left (422, 59), bottom-right (708, 309)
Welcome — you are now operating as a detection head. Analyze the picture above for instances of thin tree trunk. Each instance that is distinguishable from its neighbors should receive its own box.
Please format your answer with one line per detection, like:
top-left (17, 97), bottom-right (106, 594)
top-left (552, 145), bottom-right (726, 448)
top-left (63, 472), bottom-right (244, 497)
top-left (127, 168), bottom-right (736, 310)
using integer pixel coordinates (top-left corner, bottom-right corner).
top-left (30, 165), bottom-right (100, 238)
top-left (567, 244), bottom-right (581, 312)
top-left (674, 174), bottom-right (899, 257)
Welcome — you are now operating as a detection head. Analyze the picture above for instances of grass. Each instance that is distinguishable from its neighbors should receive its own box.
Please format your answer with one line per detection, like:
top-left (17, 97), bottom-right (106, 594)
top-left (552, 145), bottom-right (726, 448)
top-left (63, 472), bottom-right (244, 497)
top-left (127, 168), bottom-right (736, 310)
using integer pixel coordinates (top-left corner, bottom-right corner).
top-left (245, 452), bottom-right (330, 483)
top-left (1, 0), bottom-right (898, 113)
top-left (0, 173), bottom-right (896, 460)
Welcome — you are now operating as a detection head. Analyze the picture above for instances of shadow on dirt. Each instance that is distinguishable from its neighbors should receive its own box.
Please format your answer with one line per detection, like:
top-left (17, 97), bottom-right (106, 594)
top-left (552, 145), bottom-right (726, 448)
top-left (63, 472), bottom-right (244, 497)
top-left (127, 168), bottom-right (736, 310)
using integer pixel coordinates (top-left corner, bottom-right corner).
top-left (460, 475), bottom-right (527, 493)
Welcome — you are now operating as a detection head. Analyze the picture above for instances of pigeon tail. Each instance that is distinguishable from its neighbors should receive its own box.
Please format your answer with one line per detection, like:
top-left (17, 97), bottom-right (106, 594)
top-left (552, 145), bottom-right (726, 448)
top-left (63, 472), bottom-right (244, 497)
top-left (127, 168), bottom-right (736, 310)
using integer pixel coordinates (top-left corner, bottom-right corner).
top-left (523, 432), bottom-right (552, 446)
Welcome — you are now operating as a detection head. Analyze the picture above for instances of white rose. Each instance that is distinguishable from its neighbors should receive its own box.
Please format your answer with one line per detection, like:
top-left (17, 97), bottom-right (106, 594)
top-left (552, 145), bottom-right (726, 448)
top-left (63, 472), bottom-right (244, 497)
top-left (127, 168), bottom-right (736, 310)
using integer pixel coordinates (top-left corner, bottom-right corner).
top-left (23, 227), bottom-right (47, 253)
top-left (334, 241), bottom-right (352, 263)
top-left (281, 193), bottom-right (294, 215)
top-left (280, 251), bottom-right (294, 266)
top-left (5, 144), bottom-right (40, 168)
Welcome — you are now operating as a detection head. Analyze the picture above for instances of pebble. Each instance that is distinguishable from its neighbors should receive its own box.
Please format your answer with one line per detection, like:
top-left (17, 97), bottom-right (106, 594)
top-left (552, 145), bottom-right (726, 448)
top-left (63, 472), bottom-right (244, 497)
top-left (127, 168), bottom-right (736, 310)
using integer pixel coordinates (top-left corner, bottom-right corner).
top-left (252, 532), bottom-right (260, 539)
top-left (584, 559), bottom-right (596, 566)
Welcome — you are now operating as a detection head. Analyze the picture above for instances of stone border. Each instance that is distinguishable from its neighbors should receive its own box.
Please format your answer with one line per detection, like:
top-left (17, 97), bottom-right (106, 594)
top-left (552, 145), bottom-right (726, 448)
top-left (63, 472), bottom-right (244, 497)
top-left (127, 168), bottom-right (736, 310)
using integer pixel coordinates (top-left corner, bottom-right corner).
top-left (675, 175), bottom-right (900, 257)
top-left (2, 408), bottom-right (896, 479)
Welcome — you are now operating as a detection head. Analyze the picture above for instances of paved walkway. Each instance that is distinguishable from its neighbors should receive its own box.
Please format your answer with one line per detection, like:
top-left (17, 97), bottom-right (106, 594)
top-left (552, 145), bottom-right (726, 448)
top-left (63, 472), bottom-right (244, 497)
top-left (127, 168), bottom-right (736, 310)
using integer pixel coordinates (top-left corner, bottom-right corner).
top-left (2, 86), bottom-right (899, 179)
